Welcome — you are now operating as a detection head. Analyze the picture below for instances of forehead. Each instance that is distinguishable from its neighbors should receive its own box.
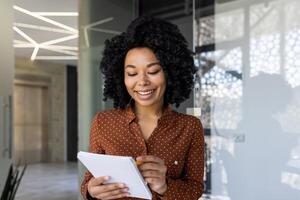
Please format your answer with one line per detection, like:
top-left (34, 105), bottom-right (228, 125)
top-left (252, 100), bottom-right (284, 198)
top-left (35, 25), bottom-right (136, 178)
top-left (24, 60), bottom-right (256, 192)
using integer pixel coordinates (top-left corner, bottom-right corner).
top-left (124, 47), bottom-right (159, 65)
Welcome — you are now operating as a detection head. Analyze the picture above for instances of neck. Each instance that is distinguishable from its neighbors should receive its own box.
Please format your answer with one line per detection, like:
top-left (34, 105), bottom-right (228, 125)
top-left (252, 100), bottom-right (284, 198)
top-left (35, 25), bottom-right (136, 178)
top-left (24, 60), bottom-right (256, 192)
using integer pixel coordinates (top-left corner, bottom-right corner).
top-left (133, 102), bottom-right (164, 119)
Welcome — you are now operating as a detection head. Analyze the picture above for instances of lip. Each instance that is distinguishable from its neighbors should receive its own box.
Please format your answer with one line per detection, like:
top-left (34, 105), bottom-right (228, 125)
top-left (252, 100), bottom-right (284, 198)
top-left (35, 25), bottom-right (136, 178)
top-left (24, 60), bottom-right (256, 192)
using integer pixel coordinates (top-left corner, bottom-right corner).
top-left (134, 89), bottom-right (155, 100)
top-left (135, 89), bottom-right (154, 95)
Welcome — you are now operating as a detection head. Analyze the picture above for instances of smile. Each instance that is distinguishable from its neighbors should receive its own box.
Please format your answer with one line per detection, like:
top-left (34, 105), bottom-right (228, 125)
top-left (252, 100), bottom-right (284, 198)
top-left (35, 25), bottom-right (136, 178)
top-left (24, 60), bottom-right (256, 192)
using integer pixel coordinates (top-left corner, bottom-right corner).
top-left (135, 89), bottom-right (155, 96)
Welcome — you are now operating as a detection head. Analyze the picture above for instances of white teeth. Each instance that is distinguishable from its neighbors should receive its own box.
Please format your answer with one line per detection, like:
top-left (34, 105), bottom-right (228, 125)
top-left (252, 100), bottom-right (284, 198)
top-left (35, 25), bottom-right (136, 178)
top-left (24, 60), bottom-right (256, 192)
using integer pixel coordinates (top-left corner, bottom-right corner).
top-left (137, 90), bottom-right (154, 95)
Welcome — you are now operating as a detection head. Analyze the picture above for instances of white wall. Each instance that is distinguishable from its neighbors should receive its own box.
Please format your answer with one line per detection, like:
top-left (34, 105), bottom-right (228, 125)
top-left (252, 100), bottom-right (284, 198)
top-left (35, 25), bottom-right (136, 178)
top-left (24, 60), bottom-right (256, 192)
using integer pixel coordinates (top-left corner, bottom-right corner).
top-left (0, 0), bottom-right (14, 194)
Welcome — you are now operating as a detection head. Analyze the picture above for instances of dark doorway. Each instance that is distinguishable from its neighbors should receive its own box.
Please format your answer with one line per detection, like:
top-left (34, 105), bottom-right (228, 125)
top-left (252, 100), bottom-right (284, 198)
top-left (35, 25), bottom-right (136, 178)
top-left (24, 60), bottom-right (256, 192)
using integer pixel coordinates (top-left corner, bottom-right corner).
top-left (67, 65), bottom-right (78, 161)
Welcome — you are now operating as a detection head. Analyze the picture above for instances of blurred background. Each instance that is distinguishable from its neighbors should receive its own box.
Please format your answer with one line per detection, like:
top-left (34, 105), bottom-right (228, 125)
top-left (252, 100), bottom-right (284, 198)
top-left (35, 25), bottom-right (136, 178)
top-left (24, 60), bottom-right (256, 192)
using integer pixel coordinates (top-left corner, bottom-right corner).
top-left (1, 0), bottom-right (300, 199)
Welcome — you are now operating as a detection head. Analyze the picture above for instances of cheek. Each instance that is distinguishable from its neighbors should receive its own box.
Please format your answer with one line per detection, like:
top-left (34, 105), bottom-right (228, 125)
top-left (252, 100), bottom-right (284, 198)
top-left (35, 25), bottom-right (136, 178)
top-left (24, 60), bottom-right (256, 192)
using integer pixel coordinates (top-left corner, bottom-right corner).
top-left (153, 75), bottom-right (166, 91)
top-left (124, 77), bottom-right (135, 92)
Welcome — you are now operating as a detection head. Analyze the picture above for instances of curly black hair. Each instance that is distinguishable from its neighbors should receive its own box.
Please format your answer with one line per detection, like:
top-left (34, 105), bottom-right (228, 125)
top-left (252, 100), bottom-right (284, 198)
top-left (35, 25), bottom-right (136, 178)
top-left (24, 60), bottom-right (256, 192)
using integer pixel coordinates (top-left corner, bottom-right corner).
top-left (100, 16), bottom-right (196, 109)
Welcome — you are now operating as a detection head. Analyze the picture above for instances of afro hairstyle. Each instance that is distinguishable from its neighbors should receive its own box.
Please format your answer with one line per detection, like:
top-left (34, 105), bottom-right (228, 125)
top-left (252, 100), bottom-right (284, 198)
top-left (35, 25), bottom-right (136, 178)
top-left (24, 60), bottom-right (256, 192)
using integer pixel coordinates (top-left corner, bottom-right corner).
top-left (100, 15), bottom-right (196, 109)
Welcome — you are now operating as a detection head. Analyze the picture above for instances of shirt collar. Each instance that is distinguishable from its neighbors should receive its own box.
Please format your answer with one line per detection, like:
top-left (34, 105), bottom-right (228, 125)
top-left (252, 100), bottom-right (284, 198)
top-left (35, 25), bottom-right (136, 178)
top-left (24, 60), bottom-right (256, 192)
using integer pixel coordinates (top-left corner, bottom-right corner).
top-left (125, 104), bottom-right (136, 123)
top-left (124, 104), bottom-right (173, 124)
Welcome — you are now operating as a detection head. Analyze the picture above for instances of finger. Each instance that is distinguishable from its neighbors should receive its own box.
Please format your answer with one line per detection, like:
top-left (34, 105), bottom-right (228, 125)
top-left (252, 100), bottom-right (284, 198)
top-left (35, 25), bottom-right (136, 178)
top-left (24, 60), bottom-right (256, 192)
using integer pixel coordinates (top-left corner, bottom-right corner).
top-left (89, 176), bottom-right (109, 186)
top-left (145, 177), bottom-right (163, 185)
top-left (102, 191), bottom-right (130, 200)
top-left (101, 183), bottom-right (127, 193)
top-left (137, 155), bottom-right (164, 164)
top-left (96, 187), bottom-right (129, 199)
top-left (141, 170), bottom-right (162, 178)
top-left (88, 176), bottom-right (110, 196)
top-left (139, 162), bottom-right (167, 173)
top-left (90, 183), bottom-right (127, 197)
top-left (139, 162), bottom-right (161, 171)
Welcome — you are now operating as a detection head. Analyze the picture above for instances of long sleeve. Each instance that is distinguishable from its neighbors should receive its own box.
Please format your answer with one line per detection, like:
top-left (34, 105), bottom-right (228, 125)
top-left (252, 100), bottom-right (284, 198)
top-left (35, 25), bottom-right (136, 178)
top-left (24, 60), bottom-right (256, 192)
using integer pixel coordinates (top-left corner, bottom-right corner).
top-left (158, 119), bottom-right (205, 200)
top-left (80, 114), bottom-right (105, 200)
top-left (80, 108), bottom-right (205, 200)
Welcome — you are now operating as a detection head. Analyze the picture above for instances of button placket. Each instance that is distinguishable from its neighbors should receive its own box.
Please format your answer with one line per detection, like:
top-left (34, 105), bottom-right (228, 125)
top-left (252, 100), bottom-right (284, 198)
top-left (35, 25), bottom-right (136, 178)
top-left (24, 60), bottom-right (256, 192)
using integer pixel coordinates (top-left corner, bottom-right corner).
top-left (131, 122), bottom-right (148, 153)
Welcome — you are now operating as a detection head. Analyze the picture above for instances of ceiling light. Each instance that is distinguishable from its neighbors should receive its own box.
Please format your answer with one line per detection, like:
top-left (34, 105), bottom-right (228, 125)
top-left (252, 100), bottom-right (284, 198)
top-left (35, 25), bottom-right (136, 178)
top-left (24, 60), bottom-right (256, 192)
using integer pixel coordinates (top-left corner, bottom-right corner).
top-left (31, 47), bottom-right (39, 60)
top-left (13, 26), bottom-right (37, 45)
top-left (14, 41), bottom-right (77, 51)
top-left (42, 47), bottom-right (77, 56)
top-left (41, 45), bottom-right (77, 51)
top-left (89, 27), bottom-right (121, 35)
top-left (83, 17), bottom-right (115, 47)
top-left (13, 5), bottom-right (78, 61)
top-left (33, 12), bottom-right (78, 16)
top-left (14, 43), bottom-right (35, 48)
top-left (85, 17), bottom-right (113, 28)
top-left (35, 56), bottom-right (77, 60)
top-left (14, 23), bottom-right (75, 34)
top-left (40, 34), bottom-right (78, 46)
top-left (14, 40), bottom-right (29, 44)
top-left (13, 5), bottom-right (77, 33)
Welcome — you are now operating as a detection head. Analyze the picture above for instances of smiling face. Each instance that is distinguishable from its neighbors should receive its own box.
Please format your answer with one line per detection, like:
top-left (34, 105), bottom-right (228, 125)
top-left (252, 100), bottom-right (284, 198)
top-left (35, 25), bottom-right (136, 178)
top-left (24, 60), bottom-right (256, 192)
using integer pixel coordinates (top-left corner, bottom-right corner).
top-left (124, 47), bottom-right (166, 109)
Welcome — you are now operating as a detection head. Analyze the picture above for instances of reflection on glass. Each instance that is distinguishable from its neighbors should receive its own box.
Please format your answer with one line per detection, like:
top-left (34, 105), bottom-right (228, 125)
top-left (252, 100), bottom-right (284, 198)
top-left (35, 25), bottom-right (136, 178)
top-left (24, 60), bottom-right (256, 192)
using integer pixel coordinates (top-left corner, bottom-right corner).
top-left (197, 16), bottom-right (215, 46)
top-left (215, 9), bottom-right (244, 43)
top-left (195, 0), bottom-right (300, 199)
top-left (250, 1), bottom-right (281, 77)
top-left (286, 29), bottom-right (300, 88)
top-left (250, 33), bottom-right (280, 76)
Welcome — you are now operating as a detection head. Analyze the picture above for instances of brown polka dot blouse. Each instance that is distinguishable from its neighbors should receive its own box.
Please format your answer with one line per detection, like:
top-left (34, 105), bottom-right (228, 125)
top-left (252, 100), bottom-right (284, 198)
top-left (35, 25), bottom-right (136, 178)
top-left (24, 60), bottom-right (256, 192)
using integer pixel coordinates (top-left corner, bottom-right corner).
top-left (81, 105), bottom-right (205, 200)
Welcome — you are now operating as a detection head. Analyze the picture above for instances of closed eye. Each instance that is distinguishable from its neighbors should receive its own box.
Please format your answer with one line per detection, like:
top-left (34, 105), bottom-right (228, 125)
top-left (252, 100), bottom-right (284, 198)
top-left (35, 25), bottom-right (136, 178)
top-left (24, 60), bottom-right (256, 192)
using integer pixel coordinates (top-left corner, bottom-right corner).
top-left (148, 70), bottom-right (160, 75)
top-left (127, 73), bottom-right (137, 76)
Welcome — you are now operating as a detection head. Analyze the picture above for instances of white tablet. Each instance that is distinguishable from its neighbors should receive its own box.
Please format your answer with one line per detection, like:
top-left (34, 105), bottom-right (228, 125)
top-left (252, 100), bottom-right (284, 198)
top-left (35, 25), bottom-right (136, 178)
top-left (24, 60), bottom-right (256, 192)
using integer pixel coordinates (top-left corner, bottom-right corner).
top-left (77, 151), bottom-right (152, 200)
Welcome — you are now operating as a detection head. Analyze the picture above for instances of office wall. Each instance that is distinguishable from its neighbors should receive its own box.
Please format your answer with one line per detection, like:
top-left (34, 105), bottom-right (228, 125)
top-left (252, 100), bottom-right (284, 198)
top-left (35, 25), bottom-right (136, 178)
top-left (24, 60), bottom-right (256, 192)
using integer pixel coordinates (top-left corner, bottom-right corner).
top-left (0, 0), bottom-right (14, 194)
top-left (15, 58), bottom-right (66, 163)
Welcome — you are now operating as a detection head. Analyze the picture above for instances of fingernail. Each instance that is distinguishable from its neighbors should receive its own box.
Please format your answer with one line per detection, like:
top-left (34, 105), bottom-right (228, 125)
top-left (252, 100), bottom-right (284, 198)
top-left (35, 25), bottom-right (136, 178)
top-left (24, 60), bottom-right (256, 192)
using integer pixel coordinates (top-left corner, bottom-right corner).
top-left (136, 156), bottom-right (142, 161)
top-left (119, 183), bottom-right (125, 187)
top-left (104, 176), bottom-right (110, 180)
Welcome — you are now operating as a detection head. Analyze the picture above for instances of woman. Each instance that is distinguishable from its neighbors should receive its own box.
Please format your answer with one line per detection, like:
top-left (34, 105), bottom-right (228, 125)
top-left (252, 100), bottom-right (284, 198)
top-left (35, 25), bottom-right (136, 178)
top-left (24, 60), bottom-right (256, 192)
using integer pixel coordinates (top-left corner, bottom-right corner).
top-left (81, 16), bottom-right (205, 200)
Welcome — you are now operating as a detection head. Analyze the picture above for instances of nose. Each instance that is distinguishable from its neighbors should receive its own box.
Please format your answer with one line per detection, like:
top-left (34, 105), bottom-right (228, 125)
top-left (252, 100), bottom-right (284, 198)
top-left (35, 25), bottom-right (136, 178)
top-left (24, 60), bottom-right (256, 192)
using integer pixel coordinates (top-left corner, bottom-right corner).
top-left (138, 73), bottom-right (150, 86)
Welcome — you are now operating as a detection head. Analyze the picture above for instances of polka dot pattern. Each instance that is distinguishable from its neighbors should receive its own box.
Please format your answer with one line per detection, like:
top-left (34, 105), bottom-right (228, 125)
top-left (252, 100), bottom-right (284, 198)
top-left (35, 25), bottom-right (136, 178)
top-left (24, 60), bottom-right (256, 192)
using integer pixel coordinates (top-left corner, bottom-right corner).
top-left (81, 105), bottom-right (205, 200)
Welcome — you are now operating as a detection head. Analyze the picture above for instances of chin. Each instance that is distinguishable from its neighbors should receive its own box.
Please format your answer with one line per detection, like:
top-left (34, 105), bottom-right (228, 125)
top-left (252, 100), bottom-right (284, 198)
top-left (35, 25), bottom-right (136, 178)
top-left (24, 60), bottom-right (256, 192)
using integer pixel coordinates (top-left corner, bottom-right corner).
top-left (133, 98), bottom-right (161, 108)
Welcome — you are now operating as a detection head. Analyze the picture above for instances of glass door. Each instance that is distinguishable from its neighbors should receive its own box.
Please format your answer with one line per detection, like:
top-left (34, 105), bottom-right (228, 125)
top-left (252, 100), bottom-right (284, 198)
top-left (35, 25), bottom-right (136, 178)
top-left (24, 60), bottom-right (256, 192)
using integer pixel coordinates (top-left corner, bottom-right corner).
top-left (194, 0), bottom-right (300, 199)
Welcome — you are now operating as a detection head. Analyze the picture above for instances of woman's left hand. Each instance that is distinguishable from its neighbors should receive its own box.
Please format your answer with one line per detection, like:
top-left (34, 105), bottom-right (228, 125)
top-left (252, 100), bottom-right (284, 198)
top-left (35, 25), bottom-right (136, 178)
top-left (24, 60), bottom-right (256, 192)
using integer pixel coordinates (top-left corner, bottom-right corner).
top-left (136, 155), bottom-right (168, 195)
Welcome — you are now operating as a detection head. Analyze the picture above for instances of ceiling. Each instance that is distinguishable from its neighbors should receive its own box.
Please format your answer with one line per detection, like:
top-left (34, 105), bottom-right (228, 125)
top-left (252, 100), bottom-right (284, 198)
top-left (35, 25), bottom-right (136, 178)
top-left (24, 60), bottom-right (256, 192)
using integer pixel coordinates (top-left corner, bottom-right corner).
top-left (12, 0), bottom-right (198, 66)
top-left (13, 0), bottom-right (78, 66)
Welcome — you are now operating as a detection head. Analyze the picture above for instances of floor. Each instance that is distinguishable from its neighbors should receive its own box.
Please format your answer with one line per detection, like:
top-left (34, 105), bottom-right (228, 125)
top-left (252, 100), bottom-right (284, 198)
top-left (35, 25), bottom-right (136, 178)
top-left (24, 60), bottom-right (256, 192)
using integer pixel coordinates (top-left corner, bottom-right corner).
top-left (15, 162), bottom-right (79, 200)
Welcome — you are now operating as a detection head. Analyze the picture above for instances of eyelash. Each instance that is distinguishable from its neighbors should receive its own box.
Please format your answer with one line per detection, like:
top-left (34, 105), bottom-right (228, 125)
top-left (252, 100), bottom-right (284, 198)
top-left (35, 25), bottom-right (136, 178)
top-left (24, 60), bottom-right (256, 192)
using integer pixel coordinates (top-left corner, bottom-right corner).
top-left (127, 70), bottom-right (160, 76)
top-left (148, 70), bottom-right (160, 75)
top-left (127, 73), bottom-right (137, 76)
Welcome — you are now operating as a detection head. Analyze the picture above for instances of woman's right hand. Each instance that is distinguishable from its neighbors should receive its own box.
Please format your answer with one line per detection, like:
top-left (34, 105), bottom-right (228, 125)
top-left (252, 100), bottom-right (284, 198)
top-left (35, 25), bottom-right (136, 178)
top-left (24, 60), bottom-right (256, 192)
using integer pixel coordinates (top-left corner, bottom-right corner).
top-left (87, 176), bottom-right (130, 199)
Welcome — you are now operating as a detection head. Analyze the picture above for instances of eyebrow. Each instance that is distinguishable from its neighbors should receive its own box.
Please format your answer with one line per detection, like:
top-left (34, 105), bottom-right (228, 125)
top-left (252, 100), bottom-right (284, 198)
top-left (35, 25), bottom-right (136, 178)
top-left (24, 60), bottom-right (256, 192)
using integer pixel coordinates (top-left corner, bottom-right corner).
top-left (125, 62), bottom-right (161, 69)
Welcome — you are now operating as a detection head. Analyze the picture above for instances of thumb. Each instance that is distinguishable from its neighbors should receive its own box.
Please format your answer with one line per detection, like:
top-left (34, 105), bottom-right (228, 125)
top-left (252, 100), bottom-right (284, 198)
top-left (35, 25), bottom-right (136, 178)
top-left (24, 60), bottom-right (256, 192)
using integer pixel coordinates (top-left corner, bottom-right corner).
top-left (89, 176), bottom-right (110, 186)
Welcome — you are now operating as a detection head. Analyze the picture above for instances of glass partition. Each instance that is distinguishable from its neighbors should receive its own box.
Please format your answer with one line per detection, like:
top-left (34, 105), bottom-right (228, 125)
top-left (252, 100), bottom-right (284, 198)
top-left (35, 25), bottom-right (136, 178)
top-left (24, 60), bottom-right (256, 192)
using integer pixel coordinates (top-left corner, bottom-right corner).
top-left (195, 0), bottom-right (300, 199)
top-left (78, 0), bottom-right (136, 191)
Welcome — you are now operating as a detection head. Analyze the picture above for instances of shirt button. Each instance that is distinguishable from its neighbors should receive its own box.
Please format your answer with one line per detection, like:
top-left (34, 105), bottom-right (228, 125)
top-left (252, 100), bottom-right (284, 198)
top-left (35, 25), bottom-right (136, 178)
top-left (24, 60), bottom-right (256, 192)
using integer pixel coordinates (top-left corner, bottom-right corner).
top-left (174, 161), bottom-right (178, 165)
